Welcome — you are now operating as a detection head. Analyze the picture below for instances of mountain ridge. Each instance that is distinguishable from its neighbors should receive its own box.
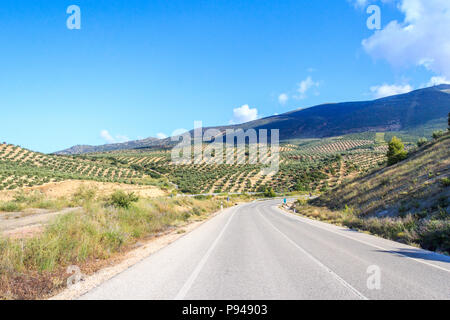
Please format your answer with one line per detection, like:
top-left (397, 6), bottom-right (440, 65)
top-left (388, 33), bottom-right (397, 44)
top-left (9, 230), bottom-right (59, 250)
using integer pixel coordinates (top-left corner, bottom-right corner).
top-left (55, 137), bottom-right (160, 155)
top-left (55, 84), bottom-right (450, 155)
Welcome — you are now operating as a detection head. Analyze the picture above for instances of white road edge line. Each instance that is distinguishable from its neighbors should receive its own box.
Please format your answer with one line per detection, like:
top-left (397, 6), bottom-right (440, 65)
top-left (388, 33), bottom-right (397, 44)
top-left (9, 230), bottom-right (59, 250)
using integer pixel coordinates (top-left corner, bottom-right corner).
top-left (258, 208), bottom-right (369, 300)
top-left (174, 206), bottom-right (238, 300)
top-left (275, 206), bottom-right (450, 273)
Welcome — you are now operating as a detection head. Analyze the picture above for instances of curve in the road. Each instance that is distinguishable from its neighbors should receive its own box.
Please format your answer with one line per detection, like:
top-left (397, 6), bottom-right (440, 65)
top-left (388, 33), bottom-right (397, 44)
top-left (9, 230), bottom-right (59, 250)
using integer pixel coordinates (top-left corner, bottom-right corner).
top-left (80, 200), bottom-right (450, 300)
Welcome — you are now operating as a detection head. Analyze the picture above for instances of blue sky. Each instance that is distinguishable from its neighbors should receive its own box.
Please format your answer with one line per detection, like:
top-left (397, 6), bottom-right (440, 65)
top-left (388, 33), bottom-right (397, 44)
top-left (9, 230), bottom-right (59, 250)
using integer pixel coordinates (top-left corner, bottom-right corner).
top-left (0, 0), bottom-right (448, 153)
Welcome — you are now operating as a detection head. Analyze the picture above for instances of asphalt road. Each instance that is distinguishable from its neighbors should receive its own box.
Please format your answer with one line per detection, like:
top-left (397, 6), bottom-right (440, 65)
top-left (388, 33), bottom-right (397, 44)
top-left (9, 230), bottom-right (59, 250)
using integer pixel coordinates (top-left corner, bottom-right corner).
top-left (81, 200), bottom-right (450, 300)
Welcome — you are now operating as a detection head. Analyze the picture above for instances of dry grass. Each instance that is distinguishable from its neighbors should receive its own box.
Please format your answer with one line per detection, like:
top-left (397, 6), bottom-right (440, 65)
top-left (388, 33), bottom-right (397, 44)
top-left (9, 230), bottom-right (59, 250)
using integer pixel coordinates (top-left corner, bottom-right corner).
top-left (0, 193), bottom-right (229, 299)
top-left (0, 190), bottom-right (70, 213)
top-left (0, 180), bottom-right (166, 202)
top-left (313, 134), bottom-right (450, 217)
top-left (294, 203), bottom-right (449, 255)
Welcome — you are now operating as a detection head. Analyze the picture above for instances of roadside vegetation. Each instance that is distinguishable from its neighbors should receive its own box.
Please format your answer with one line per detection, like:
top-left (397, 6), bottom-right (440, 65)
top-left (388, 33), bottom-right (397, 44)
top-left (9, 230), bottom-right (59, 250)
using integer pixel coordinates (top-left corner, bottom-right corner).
top-left (0, 190), bottom-right (71, 213)
top-left (293, 203), bottom-right (449, 255)
top-left (0, 187), bottom-right (231, 299)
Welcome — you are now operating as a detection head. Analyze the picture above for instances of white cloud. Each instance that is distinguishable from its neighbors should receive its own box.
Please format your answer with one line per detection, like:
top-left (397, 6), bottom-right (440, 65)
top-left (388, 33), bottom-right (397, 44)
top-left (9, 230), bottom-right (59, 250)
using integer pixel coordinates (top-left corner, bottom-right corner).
top-left (231, 104), bottom-right (258, 124)
top-left (362, 0), bottom-right (450, 78)
top-left (278, 93), bottom-right (289, 105)
top-left (295, 76), bottom-right (320, 100)
top-left (156, 133), bottom-right (168, 139)
top-left (349, 0), bottom-right (395, 9)
top-left (426, 76), bottom-right (450, 87)
top-left (350, 0), bottom-right (370, 8)
top-left (100, 130), bottom-right (115, 143)
top-left (277, 75), bottom-right (321, 104)
top-left (370, 83), bottom-right (413, 98)
top-left (100, 130), bottom-right (129, 144)
top-left (171, 128), bottom-right (189, 137)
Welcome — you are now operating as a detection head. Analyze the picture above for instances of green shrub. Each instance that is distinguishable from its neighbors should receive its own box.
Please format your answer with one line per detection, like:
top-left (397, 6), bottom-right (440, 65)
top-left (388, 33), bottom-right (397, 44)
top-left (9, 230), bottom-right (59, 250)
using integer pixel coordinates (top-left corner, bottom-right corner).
top-left (264, 187), bottom-right (276, 198)
top-left (107, 190), bottom-right (139, 208)
top-left (416, 137), bottom-right (428, 147)
top-left (441, 177), bottom-right (450, 187)
top-left (387, 136), bottom-right (408, 166)
top-left (256, 185), bottom-right (266, 193)
top-left (343, 204), bottom-right (355, 215)
top-left (295, 182), bottom-right (310, 192)
top-left (432, 130), bottom-right (445, 140)
top-left (295, 199), bottom-right (308, 206)
top-left (146, 170), bottom-right (162, 179)
top-left (193, 195), bottom-right (212, 200)
top-left (419, 220), bottom-right (450, 254)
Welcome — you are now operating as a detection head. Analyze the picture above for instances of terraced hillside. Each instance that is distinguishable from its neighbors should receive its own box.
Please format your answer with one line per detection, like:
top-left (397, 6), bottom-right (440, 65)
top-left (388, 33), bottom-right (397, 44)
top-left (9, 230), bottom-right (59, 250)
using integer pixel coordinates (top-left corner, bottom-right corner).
top-left (1, 131), bottom-right (410, 194)
top-left (86, 132), bottom-right (393, 194)
top-left (0, 143), bottom-right (151, 191)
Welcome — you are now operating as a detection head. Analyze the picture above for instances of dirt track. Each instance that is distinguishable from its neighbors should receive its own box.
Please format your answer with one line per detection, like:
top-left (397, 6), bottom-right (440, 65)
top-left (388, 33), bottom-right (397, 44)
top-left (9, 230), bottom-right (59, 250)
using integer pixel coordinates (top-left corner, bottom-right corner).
top-left (0, 207), bottom-right (82, 238)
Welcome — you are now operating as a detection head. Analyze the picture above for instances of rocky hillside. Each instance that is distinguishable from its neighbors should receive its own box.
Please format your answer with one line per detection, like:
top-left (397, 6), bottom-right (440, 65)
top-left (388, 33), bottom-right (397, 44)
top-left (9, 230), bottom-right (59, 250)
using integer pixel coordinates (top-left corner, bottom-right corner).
top-left (55, 137), bottom-right (160, 155)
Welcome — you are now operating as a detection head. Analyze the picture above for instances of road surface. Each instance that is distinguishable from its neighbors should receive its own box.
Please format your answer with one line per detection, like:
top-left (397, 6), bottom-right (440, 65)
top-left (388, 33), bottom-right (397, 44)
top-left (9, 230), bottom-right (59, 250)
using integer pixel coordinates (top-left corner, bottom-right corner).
top-left (81, 200), bottom-right (450, 300)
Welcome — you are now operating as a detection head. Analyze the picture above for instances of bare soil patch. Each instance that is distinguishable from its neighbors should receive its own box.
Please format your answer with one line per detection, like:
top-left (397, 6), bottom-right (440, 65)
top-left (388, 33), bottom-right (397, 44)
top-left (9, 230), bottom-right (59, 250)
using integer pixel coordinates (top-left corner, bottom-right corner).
top-left (0, 180), bottom-right (167, 202)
